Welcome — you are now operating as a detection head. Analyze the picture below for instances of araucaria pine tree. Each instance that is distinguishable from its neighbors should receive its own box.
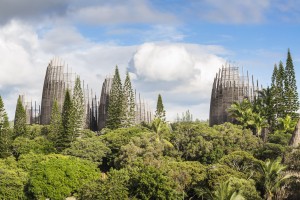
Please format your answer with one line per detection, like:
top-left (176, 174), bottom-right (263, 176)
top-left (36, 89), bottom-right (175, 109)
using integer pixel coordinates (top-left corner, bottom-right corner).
top-left (121, 72), bottom-right (135, 127)
top-left (57, 90), bottom-right (76, 151)
top-left (272, 61), bottom-right (285, 119)
top-left (48, 100), bottom-right (62, 143)
top-left (72, 76), bottom-right (85, 132)
top-left (14, 95), bottom-right (27, 137)
top-left (155, 94), bottom-right (166, 121)
top-left (284, 49), bottom-right (299, 119)
top-left (0, 96), bottom-right (12, 158)
top-left (106, 66), bottom-right (123, 129)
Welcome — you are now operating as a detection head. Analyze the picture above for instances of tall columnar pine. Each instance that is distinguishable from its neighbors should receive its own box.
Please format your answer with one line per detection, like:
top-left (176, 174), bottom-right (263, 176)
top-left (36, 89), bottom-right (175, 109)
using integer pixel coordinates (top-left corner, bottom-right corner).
top-left (155, 94), bottom-right (166, 121)
top-left (271, 62), bottom-right (286, 119)
top-left (57, 90), bottom-right (76, 151)
top-left (14, 95), bottom-right (27, 137)
top-left (0, 96), bottom-right (12, 158)
top-left (270, 65), bottom-right (278, 125)
top-left (72, 76), bottom-right (85, 132)
top-left (284, 49), bottom-right (299, 119)
top-left (48, 100), bottom-right (63, 143)
top-left (278, 62), bottom-right (286, 117)
top-left (121, 72), bottom-right (135, 127)
top-left (106, 66), bottom-right (123, 129)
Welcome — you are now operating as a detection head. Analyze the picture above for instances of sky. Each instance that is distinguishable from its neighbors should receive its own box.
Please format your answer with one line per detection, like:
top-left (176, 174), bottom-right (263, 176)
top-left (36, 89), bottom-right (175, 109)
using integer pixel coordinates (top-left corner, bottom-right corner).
top-left (1, 0), bottom-right (300, 121)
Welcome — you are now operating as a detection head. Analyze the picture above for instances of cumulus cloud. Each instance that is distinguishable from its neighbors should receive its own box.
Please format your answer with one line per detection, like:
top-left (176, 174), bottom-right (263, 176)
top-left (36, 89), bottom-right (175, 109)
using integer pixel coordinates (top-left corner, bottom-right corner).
top-left (132, 43), bottom-right (198, 82)
top-left (0, 20), bottom-right (227, 122)
top-left (0, 21), bottom-right (137, 119)
top-left (131, 43), bottom-right (227, 120)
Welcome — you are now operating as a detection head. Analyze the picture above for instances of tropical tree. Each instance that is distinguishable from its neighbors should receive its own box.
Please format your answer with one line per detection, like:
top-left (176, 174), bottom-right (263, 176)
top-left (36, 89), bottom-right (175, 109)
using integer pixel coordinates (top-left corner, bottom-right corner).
top-left (72, 76), bottom-right (85, 133)
top-left (155, 94), bottom-right (166, 121)
top-left (0, 96), bottom-right (12, 158)
top-left (106, 66), bottom-right (123, 129)
top-left (228, 99), bottom-right (267, 136)
top-left (275, 62), bottom-right (286, 119)
top-left (0, 158), bottom-right (28, 199)
top-left (276, 115), bottom-right (297, 134)
top-left (256, 87), bottom-right (274, 126)
top-left (284, 49), bottom-right (299, 119)
top-left (259, 159), bottom-right (290, 200)
top-left (210, 180), bottom-right (245, 200)
top-left (252, 112), bottom-right (268, 137)
top-left (48, 100), bottom-right (62, 143)
top-left (28, 154), bottom-right (99, 200)
top-left (128, 165), bottom-right (181, 199)
top-left (56, 90), bottom-right (75, 151)
top-left (14, 95), bottom-right (27, 137)
top-left (78, 168), bottom-right (130, 200)
top-left (121, 72), bottom-right (135, 127)
top-left (63, 137), bottom-right (111, 165)
top-left (228, 99), bottom-right (254, 128)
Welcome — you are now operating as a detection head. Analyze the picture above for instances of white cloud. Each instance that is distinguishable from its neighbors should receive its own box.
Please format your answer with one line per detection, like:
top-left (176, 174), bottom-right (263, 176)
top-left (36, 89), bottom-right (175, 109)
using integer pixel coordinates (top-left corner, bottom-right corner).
top-left (132, 43), bottom-right (197, 81)
top-left (131, 43), bottom-right (227, 120)
top-left (0, 21), bottom-right (228, 122)
top-left (0, 21), bottom-right (137, 119)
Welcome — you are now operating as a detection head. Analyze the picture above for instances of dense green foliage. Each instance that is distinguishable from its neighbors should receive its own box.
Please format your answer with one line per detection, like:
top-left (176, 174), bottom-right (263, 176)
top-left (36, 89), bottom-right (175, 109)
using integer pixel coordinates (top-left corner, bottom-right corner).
top-left (1, 50), bottom-right (299, 199)
top-left (27, 154), bottom-right (99, 200)
top-left (0, 158), bottom-right (28, 200)
top-left (0, 118), bottom-right (298, 199)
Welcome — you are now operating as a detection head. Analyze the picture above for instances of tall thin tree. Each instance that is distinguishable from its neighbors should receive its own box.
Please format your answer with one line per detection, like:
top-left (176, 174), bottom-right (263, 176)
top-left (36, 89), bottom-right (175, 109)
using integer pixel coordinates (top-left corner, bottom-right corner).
top-left (276, 61), bottom-right (285, 119)
top-left (155, 94), bottom-right (166, 121)
top-left (14, 95), bottom-right (27, 137)
top-left (57, 90), bottom-right (75, 151)
top-left (106, 66), bottom-right (123, 129)
top-left (121, 72), bottom-right (135, 127)
top-left (0, 96), bottom-right (12, 158)
top-left (48, 100), bottom-right (62, 144)
top-left (284, 49), bottom-right (299, 119)
top-left (72, 76), bottom-right (85, 132)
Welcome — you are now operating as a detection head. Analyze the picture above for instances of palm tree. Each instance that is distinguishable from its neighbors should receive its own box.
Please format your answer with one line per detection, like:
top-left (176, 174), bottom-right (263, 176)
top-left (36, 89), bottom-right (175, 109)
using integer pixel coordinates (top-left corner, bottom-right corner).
top-left (252, 113), bottom-right (268, 137)
top-left (257, 87), bottom-right (274, 126)
top-left (228, 99), bottom-right (254, 129)
top-left (277, 115), bottom-right (297, 134)
top-left (151, 118), bottom-right (173, 148)
top-left (228, 99), bottom-right (268, 137)
top-left (211, 181), bottom-right (245, 200)
top-left (259, 159), bottom-right (290, 200)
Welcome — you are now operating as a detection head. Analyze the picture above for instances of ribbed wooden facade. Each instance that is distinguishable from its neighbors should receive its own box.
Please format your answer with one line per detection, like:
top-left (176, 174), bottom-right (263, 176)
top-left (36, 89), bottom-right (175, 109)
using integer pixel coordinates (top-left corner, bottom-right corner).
top-left (209, 64), bottom-right (259, 126)
top-left (18, 58), bottom-right (153, 131)
top-left (40, 58), bottom-right (74, 125)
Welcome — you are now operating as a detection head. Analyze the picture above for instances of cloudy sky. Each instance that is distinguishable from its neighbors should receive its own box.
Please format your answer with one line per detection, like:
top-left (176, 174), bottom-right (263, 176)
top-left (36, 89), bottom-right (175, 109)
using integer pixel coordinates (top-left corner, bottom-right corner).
top-left (1, 0), bottom-right (300, 121)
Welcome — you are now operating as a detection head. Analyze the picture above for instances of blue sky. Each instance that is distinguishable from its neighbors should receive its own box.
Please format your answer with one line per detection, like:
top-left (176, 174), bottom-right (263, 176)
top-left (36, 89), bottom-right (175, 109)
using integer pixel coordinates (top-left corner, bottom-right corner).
top-left (0, 0), bottom-right (300, 120)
